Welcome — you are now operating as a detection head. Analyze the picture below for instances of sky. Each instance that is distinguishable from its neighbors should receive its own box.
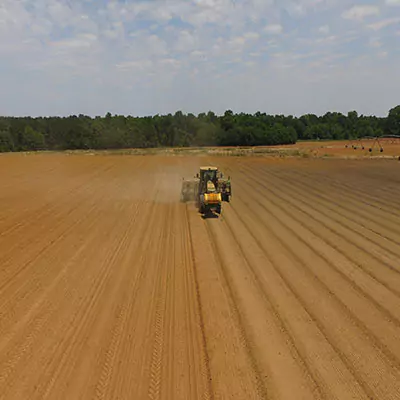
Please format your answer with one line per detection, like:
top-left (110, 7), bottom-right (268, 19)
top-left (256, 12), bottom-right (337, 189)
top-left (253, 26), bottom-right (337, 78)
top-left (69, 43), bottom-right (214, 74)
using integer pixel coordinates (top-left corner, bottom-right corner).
top-left (0, 0), bottom-right (399, 117)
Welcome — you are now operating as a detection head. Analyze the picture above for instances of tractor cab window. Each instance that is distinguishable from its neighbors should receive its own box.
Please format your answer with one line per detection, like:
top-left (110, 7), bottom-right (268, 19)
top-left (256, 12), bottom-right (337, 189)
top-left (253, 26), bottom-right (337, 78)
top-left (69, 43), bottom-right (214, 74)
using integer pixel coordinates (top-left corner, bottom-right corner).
top-left (204, 170), bottom-right (217, 182)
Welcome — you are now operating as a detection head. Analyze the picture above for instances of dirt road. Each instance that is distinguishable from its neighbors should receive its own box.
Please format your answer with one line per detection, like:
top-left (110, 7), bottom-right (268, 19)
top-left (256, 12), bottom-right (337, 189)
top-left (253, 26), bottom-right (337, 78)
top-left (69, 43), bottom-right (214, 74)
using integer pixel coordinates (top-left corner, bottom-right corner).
top-left (0, 153), bottom-right (399, 399)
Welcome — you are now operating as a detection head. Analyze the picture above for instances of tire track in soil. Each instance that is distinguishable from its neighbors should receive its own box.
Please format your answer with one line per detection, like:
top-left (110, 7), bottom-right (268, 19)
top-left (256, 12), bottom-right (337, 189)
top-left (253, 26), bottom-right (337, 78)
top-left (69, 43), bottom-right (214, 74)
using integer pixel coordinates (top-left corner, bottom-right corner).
top-left (203, 220), bottom-right (269, 400)
top-left (0, 193), bottom-right (104, 328)
top-left (0, 161), bottom-right (113, 240)
top-left (88, 204), bottom-right (163, 400)
top-left (256, 165), bottom-right (400, 261)
top-left (0, 213), bottom-right (121, 399)
top-left (0, 205), bottom-right (100, 355)
top-left (93, 204), bottom-right (162, 400)
top-left (237, 163), bottom-right (400, 306)
top-left (293, 160), bottom-right (400, 200)
top-left (47, 171), bottom-right (163, 400)
top-left (274, 170), bottom-right (400, 249)
top-left (231, 168), bottom-right (400, 363)
top-left (0, 189), bottom-right (146, 399)
top-left (130, 203), bottom-right (174, 399)
top-left (293, 165), bottom-right (400, 210)
top-left (221, 204), bottom-right (370, 400)
top-left (110, 205), bottom-right (171, 399)
top-left (259, 170), bottom-right (400, 284)
top-left (0, 162), bottom-right (64, 224)
top-left (237, 165), bottom-right (400, 312)
top-left (0, 161), bottom-right (146, 342)
top-left (0, 162), bottom-right (120, 292)
top-left (89, 198), bottom-right (167, 400)
top-left (38, 199), bottom-right (148, 400)
top-left (226, 168), bottom-right (400, 399)
top-left (147, 204), bottom-right (173, 400)
top-left (205, 216), bottom-right (327, 400)
top-left (184, 204), bottom-right (213, 400)
top-left (61, 165), bottom-right (210, 400)
top-left (187, 205), bottom-right (262, 400)
top-left (0, 158), bottom-right (151, 398)
top-left (267, 167), bottom-right (400, 238)
top-left (256, 164), bottom-right (400, 238)
top-left (143, 199), bottom-right (210, 400)
top-left (0, 190), bottom-right (113, 393)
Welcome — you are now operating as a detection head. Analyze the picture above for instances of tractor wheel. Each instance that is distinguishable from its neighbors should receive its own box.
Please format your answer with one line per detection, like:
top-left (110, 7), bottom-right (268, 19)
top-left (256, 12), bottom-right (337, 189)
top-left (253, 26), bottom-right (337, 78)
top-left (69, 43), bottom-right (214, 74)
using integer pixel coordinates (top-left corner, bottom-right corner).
top-left (199, 202), bottom-right (205, 214)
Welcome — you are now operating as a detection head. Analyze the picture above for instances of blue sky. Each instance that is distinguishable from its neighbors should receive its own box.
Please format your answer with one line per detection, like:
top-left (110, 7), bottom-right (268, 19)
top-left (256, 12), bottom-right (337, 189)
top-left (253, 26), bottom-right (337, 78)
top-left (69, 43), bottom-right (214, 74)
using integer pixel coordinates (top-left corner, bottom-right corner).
top-left (0, 0), bottom-right (399, 117)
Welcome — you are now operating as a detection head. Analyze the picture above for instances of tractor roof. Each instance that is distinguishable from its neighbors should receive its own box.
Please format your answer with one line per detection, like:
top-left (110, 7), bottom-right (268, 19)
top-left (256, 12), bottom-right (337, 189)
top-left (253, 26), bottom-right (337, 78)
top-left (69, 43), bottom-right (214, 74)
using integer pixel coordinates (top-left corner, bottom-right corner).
top-left (200, 166), bottom-right (218, 171)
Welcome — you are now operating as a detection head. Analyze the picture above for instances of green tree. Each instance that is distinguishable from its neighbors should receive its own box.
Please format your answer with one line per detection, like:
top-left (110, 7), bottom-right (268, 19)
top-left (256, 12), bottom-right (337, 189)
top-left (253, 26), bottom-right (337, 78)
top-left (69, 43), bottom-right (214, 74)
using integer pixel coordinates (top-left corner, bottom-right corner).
top-left (21, 126), bottom-right (46, 150)
top-left (0, 130), bottom-right (14, 152)
top-left (0, 105), bottom-right (397, 153)
top-left (386, 105), bottom-right (400, 136)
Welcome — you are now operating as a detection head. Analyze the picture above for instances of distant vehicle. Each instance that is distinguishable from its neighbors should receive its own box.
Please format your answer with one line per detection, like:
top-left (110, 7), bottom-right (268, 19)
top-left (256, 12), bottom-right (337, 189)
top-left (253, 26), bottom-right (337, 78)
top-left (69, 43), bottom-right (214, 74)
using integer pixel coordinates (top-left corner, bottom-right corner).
top-left (181, 166), bottom-right (231, 217)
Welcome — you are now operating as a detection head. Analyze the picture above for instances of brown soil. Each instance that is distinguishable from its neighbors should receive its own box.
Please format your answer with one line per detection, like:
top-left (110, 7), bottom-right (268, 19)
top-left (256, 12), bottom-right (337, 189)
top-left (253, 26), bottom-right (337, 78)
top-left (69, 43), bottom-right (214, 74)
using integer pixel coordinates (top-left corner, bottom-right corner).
top-left (0, 153), bottom-right (399, 399)
top-left (269, 138), bottom-right (400, 158)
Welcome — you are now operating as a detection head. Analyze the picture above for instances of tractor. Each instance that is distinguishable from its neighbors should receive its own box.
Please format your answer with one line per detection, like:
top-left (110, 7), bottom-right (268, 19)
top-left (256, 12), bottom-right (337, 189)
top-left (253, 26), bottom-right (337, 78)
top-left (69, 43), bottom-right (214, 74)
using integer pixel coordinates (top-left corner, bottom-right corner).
top-left (181, 166), bottom-right (231, 216)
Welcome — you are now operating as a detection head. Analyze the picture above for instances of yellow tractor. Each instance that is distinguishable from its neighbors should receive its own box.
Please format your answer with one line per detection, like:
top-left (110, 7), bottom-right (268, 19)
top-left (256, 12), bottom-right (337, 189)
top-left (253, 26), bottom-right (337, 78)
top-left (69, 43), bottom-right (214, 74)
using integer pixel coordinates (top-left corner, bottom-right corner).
top-left (181, 166), bottom-right (231, 216)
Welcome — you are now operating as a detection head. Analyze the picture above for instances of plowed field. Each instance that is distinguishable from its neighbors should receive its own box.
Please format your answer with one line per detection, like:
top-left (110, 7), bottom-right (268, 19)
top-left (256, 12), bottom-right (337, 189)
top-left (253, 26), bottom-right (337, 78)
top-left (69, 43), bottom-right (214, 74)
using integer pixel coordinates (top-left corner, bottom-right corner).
top-left (0, 153), bottom-right (399, 399)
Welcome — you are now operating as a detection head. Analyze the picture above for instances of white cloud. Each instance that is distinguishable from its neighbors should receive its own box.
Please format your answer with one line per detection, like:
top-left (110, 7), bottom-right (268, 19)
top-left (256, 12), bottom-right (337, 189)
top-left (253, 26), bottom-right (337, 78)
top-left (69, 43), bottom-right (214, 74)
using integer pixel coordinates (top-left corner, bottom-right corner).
top-left (244, 32), bottom-right (260, 40)
top-left (160, 58), bottom-right (181, 70)
top-left (51, 34), bottom-right (97, 50)
top-left (368, 17), bottom-right (400, 30)
top-left (146, 34), bottom-right (168, 56)
top-left (264, 24), bottom-right (283, 34)
top-left (0, 0), bottom-right (399, 117)
top-left (385, 0), bottom-right (400, 5)
top-left (316, 35), bottom-right (337, 44)
top-left (47, 1), bottom-right (75, 26)
top-left (342, 5), bottom-right (380, 21)
top-left (103, 29), bottom-right (118, 39)
top-left (319, 25), bottom-right (330, 35)
top-left (116, 60), bottom-right (153, 71)
top-left (225, 36), bottom-right (246, 53)
top-left (368, 38), bottom-right (382, 48)
top-left (174, 30), bottom-right (197, 52)
top-left (190, 50), bottom-right (205, 58)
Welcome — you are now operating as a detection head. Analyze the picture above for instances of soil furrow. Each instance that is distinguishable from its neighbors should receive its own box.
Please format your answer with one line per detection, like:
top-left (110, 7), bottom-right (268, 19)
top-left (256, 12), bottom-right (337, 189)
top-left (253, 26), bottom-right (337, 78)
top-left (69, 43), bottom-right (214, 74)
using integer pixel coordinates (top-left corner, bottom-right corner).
top-left (2, 153), bottom-right (400, 399)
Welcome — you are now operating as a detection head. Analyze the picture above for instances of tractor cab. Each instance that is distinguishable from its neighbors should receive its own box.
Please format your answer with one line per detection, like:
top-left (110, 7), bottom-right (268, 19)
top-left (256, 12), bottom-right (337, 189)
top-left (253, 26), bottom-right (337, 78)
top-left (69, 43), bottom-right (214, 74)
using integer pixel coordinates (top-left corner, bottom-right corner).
top-left (199, 166), bottom-right (219, 194)
top-left (197, 167), bottom-right (221, 215)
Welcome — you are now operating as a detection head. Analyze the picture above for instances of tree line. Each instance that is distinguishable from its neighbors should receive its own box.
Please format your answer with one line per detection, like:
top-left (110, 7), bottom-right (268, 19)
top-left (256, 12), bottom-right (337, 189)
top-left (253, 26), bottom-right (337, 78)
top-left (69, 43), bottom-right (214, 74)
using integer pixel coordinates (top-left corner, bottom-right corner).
top-left (0, 105), bottom-right (399, 152)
